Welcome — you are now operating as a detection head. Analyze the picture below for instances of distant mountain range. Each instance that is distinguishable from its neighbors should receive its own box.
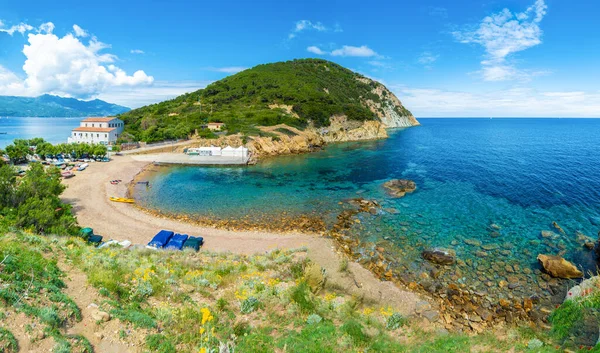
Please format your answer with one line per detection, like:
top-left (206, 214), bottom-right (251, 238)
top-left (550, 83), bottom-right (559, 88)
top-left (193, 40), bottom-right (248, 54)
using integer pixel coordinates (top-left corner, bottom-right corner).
top-left (0, 94), bottom-right (130, 117)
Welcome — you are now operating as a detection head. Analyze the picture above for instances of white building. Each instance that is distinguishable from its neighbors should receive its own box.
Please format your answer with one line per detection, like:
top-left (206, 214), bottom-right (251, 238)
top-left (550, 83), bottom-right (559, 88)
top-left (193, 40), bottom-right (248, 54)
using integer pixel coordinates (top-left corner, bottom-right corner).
top-left (68, 117), bottom-right (124, 145)
top-left (187, 146), bottom-right (222, 156)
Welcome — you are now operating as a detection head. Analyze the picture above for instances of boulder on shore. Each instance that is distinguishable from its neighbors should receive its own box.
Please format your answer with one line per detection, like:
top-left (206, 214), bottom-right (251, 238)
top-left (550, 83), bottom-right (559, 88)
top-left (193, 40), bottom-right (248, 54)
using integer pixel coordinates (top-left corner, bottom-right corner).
top-left (537, 254), bottom-right (583, 279)
top-left (422, 248), bottom-right (455, 265)
top-left (383, 179), bottom-right (416, 198)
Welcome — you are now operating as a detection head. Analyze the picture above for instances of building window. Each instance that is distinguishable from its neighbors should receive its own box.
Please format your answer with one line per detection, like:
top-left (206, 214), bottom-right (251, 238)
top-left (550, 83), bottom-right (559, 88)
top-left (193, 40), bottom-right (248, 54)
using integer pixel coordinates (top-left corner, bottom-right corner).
top-left (92, 123), bottom-right (95, 127)
top-left (97, 134), bottom-right (100, 138)
top-left (105, 134), bottom-right (108, 138)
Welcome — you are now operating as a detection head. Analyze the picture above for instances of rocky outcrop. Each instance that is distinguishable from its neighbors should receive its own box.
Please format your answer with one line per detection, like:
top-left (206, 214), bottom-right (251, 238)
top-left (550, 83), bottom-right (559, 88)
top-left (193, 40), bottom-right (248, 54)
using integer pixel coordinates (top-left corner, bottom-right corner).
top-left (356, 76), bottom-right (419, 128)
top-left (537, 254), bottom-right (583, 279)
top-left (319, 115), bottom-right (388, 143)
top-left (382, 179), bottom-right (417, 198)
top-left (422, 248), bottom-right (456, 265)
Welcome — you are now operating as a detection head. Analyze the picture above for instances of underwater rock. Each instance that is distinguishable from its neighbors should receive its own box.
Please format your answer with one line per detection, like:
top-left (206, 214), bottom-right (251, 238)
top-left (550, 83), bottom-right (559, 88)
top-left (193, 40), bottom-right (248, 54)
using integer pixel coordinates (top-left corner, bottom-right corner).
top-left (464, 238), bottom-right (482, 247)
top-left (537, 254), bottom-right (583, 279)
top-left (422, 248), bottom-right (456, 265)
top-left (552, 221), bottom-right (566, 234)
top-left (382, 179), bottom-right (416, 198)
top-left (541, 230), bottom-right (558, 239)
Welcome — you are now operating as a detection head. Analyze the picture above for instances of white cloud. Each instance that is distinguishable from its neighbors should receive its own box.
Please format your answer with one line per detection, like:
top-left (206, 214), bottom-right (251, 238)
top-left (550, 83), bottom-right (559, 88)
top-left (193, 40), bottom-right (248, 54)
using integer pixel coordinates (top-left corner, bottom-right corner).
top-left (331, 45), bottom-right (378, 57)
top-left (288, 20), bottom-right (338, 39)
top-left (417, 52), bottom-right (439, 66)
top-left (0, 22), bottom-right (34, 35)
top-left (130, 49), bottom-right (145, 54)
top-left (72, 24), bottom-right (88, 37)
top-left (205, 67), bottom-right (247, 74)
top-left (394, 86), bottom-right (600, 117)
top-left (0, 24), bottom-right (153, 99)
top-left (38, 22), bottom-right (55, 34)
top-left (453, 0), bottom-right (547, 81)
top-left (306, 46), bottom-right (325, 55)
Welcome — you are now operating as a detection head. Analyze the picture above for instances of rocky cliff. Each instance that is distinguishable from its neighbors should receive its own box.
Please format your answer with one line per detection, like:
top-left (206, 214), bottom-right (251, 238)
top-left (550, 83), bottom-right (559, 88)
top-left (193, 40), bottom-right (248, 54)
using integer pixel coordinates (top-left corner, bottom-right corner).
top-left (356, 76), bottom-right (419, 128)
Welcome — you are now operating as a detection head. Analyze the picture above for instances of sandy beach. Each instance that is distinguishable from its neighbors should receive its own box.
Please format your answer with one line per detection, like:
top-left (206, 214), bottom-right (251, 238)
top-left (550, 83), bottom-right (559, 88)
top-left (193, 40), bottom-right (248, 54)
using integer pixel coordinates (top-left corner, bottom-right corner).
top-left (60, 155), bottom-right (427, 315)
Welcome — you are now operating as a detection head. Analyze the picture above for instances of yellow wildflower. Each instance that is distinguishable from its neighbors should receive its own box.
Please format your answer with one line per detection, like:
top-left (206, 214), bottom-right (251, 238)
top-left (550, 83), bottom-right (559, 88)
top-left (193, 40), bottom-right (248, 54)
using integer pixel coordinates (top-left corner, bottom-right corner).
top-left (199, 327), bottom-right (205, 334)
top-left (200, 308), bottom-right (213, 325)
top-left (199, 348), bottom-right (206, 353)
top-left (379, 306), bottom-right (394, 317)
top-left (324, 293), bottom-right (337, 302)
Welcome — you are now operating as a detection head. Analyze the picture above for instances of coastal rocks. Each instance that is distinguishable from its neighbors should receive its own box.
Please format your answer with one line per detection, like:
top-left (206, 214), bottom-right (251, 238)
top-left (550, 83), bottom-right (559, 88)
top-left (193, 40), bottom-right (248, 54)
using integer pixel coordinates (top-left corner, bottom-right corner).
top-left (91, 309), bottom-right (111, 322)
top-left (321, 116), bottom-right (389, 143)
top-left (537, 254), bottom-right (583, 279)
top-left (382, 179), bottom-right (416, 198)
top-left (422, 248), bottom-right (456, 265)
top-left (345, 198), bottom-right (380, 214)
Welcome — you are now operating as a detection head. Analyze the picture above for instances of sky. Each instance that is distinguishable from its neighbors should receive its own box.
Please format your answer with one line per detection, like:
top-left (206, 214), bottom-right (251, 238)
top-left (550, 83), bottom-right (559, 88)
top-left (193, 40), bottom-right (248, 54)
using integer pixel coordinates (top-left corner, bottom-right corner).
top-left (0, 0), bottom-right (599, 117)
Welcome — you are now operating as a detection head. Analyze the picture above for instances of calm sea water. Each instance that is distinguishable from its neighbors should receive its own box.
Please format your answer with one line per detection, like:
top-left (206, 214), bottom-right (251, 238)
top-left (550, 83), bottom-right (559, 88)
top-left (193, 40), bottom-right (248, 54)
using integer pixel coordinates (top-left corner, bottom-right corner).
top-left (0, 117), bottom-right (77, 148)
top-left (136, 118), bottom-right (600, 297)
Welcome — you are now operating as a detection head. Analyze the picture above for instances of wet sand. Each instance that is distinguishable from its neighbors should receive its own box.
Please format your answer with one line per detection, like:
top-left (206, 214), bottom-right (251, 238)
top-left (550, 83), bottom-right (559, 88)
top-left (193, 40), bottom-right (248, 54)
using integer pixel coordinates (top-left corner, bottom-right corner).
top-left (60, 155), bottom-right (427, 316)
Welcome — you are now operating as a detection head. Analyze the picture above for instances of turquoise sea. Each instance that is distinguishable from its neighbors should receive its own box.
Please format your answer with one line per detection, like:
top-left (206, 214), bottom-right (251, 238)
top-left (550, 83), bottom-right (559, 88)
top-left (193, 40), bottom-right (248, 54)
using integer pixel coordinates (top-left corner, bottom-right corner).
top-left (0, 117), bottom-right (78, 148)
top-left (135, 118), bottom-right (600, 300)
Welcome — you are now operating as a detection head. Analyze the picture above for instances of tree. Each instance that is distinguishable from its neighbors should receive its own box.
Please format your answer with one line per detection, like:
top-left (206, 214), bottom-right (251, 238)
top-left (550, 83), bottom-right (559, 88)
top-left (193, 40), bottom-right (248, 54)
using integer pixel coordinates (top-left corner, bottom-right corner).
top-left (0, 164), bottom-right (15, 208)
top-left (5, 143), bottom-right (31, 164)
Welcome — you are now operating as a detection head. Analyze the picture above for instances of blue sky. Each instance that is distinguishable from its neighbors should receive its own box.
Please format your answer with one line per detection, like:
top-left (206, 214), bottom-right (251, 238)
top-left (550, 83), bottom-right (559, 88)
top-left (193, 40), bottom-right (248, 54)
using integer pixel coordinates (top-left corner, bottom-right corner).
top-left (0, 0), bottom-right (599, 116)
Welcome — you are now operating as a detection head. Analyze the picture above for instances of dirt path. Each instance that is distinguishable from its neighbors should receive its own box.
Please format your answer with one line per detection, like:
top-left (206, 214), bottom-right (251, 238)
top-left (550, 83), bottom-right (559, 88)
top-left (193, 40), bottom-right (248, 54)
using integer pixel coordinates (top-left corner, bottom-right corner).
top-left (60, 156), bottom-right (427, 315)
top-left (60, 263), bottom-right (138, 353)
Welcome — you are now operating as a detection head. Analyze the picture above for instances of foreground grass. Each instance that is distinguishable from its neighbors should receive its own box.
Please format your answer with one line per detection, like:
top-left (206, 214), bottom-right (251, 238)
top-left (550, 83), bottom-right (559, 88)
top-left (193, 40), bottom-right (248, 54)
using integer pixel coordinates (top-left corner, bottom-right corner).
top-left (0, 231), bottom-right (597, 352)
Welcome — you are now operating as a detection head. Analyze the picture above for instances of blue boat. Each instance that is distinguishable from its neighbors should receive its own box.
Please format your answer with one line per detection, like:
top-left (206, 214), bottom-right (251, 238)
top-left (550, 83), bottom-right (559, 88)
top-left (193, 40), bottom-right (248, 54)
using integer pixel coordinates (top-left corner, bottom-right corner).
top-left (165, 233), bottom-right (189, 250)
top-left (147, 230), bottom-right (174, 249)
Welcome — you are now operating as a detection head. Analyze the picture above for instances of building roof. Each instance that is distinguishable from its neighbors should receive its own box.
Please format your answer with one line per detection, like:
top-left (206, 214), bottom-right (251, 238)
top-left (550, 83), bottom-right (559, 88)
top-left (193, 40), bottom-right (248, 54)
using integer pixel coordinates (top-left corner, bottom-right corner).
top-left (82, 117), bottom-right (118, 122)
top-left (72, 127), bottom-right (115, 132)
top-left (207, 122), bottom-right (225, 125)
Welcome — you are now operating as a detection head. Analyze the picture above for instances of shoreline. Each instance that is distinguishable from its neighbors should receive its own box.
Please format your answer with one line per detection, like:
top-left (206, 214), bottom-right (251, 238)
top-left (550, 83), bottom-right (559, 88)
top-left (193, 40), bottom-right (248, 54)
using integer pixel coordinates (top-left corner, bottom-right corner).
top-left (61, 153), bottom-right (562, 331)
top-left (60, 155), bottom-right (427, 318)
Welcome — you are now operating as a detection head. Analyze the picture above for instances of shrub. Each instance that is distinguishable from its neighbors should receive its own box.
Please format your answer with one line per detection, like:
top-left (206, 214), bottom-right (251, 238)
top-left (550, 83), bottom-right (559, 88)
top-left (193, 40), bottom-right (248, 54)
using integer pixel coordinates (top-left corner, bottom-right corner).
top-left (290, 282), bottom-right (315, 313)
top-left (341, 319), bottom-right (369, 344)
top-left (386, 313), bottom-right (407, 330)
top-left (0, 328), bottom-right (18, 353)
top-left (306, 314), bottom-right (323, 325)
top-left (241, 297), bottom-right (260, 314)
top-left (146, 334), bottom-right (176, 353)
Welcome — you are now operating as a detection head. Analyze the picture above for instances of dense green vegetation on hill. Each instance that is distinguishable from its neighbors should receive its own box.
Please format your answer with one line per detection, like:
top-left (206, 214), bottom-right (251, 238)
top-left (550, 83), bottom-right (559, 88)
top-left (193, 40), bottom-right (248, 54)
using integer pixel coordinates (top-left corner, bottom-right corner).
top-left (119, 59), bottom-right (413, 143)
top-left (0, 94), bottom-right (129, 117)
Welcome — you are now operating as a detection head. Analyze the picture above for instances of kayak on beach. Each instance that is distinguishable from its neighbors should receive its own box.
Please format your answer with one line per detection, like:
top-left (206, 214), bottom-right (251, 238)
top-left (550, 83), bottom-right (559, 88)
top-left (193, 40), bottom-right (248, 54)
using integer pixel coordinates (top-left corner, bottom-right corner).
top-left (109, 197), bottom-right (135, 203)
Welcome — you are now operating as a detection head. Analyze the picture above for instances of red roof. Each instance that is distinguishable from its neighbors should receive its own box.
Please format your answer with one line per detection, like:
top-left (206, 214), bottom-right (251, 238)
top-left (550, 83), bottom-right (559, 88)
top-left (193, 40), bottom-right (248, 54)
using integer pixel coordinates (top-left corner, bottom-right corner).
top-left (82, 117), bottom-right (117, 122)
top-left (72, 127), bottom-right (115, 132)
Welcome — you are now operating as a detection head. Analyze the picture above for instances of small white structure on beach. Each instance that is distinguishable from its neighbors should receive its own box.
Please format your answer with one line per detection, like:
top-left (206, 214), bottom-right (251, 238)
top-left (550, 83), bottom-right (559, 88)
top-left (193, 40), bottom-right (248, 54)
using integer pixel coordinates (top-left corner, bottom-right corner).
top-left (68, 117), bottom-right (124, 145)
top-left (187, 145), bottom-right (248, 159)
top-left (187, 146), bottom-right (222, 156)
top-left (222, 146), bottom-right (249, 158)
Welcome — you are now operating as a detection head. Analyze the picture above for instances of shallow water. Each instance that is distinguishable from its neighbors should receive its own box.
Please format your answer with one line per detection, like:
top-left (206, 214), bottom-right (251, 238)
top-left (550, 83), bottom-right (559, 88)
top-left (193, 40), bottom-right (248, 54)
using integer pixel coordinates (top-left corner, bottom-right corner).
top-left (136, 118), bottom-right (600, 298)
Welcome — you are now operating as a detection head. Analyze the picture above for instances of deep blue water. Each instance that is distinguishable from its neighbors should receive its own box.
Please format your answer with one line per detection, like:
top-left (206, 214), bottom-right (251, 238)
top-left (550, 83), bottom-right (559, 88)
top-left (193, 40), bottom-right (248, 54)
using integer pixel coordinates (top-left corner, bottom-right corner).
top-left (136, 118), bottom-right (600, 296)
top-left (0, 117), bottom-right (78, 148)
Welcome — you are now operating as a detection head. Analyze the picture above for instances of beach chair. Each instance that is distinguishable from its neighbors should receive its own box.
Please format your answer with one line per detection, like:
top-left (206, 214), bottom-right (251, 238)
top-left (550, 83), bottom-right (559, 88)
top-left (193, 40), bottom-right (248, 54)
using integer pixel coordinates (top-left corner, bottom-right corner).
top-left (80, 227), bottom-right (93, 241)
top-left (182, 236), bottom-right (204, 252)
top-left (88, 235), bottom-right (103, 246)
top-left (147, 230), bottom-right (174, 249)
top-left (165, 233), bottom-right (189, 250)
